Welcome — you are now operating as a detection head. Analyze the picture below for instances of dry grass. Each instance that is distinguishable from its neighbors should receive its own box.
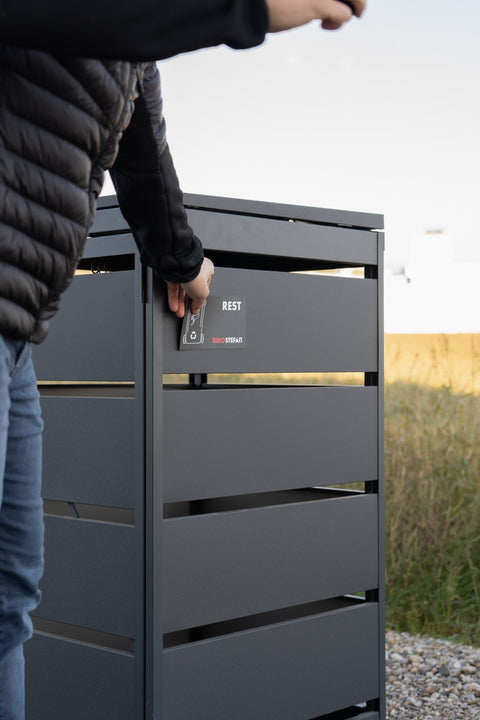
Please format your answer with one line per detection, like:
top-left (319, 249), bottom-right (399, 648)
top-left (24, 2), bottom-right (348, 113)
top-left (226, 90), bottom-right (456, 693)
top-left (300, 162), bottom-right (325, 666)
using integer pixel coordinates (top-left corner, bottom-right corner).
top-left (384, 334), bottom-right (480, 646)
top-left (385, 333), bottom-right (480, 395)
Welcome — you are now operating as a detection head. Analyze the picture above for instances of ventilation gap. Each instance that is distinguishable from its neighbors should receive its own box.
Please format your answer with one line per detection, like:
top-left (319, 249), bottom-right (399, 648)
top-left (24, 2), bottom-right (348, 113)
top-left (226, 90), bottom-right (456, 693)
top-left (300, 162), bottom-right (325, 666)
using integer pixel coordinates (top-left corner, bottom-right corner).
top-left (292, 267), bottom-right (365, 279)
top-left (314, 482), bottom-right (366, 494)
top-left (43, 500), bottom-right (134, 526)
top-left (32, 617), bottom-right (134, 655)
top-left (164, 487), bottom-right (359, 519)
top-left (164, 373), bottom-right (365, 387)
top-left (204, 249), bottom-right (364, 273)
top-left (38, 383), bottom-right (135, 398)
top-left (309, 704), bottom-right (379, 720)
top-left (164, 596), bottom-right (366, 648)
top-left (75, 253), bottom-right (134, 273)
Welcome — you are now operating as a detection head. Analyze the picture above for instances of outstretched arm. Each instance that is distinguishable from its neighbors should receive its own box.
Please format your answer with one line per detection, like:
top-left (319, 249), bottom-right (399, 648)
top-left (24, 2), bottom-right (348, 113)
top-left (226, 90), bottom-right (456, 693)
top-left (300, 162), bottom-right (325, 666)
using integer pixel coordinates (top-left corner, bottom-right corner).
top-left (1, 0), bottom-right (365, 60)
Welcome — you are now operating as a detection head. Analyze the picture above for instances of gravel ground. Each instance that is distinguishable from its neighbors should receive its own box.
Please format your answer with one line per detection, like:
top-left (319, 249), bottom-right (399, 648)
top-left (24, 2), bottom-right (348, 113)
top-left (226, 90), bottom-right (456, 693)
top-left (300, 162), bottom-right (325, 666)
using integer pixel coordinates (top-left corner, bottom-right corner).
top-left (386, 630), bottom-right (480, 719)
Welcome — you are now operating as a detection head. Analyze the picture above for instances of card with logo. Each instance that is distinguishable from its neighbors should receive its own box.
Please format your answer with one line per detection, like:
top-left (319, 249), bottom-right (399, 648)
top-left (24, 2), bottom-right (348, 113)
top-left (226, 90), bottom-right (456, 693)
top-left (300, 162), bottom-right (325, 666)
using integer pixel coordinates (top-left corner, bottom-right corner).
top-left (180, 296), bottom-right (247, 350)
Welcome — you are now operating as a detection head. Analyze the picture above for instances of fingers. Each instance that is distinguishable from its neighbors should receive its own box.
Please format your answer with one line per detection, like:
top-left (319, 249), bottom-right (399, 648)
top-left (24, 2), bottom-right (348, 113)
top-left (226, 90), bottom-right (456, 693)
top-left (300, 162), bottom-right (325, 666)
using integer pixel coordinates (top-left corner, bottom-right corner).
top-left (182, 257), bottom-right (215, 315)
top-left (189, 298), bottom-right (204, 315)
top-left (266, 0), bottom-right (366, 33)
top-left (166, 282), bottom-right (187, 318)
top-left (166, 259), bottom-right (215, 319)
top-left (166, 282), bottom-right (179, 314)
top-left (175, 287), bottom-right (187, 318)
top-left (320, 0), bottom-right (353, 30)
top-left (321, 0), bottom-right (366, 30)
top-left (346, 0), bottom-right (366, 17)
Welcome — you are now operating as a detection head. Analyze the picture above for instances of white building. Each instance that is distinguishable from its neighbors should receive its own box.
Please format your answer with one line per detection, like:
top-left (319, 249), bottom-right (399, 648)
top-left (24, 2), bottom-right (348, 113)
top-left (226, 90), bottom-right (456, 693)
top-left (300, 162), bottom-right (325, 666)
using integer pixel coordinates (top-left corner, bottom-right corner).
top-left (385, 231), bottom-right (480, 333)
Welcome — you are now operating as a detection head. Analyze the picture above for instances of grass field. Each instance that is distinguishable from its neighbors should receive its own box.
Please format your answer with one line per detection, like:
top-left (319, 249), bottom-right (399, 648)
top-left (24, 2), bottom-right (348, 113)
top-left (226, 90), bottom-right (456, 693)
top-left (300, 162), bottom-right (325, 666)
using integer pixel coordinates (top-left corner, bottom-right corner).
top-left (385, 333), bottom-right (480, 395)
top-left (384, 334), bottom-right (480, 646)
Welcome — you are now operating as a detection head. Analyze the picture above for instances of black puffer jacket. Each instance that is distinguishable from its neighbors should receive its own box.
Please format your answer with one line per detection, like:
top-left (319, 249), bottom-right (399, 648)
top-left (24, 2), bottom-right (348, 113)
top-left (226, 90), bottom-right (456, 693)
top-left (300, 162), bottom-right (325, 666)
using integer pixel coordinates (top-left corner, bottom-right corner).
top-left (0, 48), bottom-right (203, 343)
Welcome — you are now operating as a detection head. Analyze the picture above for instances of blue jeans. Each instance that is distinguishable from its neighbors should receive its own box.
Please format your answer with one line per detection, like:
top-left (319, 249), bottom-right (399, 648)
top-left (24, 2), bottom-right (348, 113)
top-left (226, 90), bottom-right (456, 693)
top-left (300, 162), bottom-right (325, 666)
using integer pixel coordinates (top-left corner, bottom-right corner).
top-left (0, 337), bottom-right (44, 720)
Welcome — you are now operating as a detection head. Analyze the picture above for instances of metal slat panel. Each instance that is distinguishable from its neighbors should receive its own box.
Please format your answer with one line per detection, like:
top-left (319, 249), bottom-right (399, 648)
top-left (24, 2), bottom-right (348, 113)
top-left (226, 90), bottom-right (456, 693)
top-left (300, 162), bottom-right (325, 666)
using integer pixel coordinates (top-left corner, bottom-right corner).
top-left (187, 209), bottom-right (378, 265)
top-left (163, 494), bottom-right (378, 632)
top-left (34, 517), bottom-right (137, 637)
top-left (164, 386), bottom-right (377, 503)
top-left (90, 203), bottom-right (377, 268)
top-left (90, 206), bottom-right (130, 235)
top-left (163, 603), bottom-right (379, 720)
top-left (162, 268), bottom-right (377, 374)
top-left (41, 397), bottom-right (135, 508)
top-left (184, 192), bottom-right (384, 230)
top-left (25, 634), bottom-right (135, 720)
top-left (82, 233), bottom-right (135, 258)
top-left (33, 271), bottom-right (135, 382)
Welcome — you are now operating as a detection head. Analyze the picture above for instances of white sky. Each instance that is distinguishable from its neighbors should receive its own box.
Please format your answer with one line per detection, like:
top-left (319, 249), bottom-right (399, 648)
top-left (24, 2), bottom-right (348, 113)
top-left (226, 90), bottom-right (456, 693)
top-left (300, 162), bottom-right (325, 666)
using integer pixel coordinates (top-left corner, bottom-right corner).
top-left (151, 0), bottom-right (480, 270)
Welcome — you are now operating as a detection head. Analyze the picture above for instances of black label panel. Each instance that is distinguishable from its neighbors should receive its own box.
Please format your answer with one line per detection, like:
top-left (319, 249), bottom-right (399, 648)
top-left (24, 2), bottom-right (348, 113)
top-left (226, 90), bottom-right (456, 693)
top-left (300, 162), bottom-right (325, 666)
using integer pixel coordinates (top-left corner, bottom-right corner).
top-left (180, 296), bottom-right (247, 350)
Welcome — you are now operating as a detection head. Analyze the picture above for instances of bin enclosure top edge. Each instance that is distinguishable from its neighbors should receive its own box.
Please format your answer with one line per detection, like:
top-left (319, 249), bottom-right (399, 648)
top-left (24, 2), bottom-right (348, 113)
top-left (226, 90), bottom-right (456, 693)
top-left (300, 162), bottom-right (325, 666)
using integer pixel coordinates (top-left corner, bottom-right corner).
top-left (96, 193), bottom-right (384, 231)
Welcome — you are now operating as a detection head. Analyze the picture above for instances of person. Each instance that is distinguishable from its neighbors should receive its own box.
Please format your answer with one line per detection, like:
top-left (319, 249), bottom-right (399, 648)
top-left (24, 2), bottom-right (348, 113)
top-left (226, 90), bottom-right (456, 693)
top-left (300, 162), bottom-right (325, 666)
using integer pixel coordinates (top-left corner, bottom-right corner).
top-left (0, 1), bottom-right (366, 717)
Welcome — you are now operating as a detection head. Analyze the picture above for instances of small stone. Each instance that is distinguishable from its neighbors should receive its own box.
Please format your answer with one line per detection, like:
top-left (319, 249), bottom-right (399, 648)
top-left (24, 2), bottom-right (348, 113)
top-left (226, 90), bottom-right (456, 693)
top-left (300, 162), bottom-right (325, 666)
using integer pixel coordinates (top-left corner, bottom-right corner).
top-left (438, 662), bottom-right (450, 676)
top-left (466, 682), bottom-right (480, 693)
top-left (449, 660), bottom-right (463, 677)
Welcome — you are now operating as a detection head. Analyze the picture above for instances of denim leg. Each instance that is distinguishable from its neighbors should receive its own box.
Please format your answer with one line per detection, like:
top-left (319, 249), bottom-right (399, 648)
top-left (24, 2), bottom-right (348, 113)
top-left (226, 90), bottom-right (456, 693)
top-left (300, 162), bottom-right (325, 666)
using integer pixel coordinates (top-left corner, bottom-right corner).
top-left (0, 338), bottom-right (44, 720)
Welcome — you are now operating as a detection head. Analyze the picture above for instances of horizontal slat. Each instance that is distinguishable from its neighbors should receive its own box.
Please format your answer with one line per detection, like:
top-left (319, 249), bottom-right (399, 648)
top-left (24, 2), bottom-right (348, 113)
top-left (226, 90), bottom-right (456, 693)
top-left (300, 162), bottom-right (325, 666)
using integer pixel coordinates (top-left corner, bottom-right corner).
top-left (162, 268), bottom-right (377, 373)
top-left (184, 192), bottom-right (384, 230)
top-left (164, 386), bottom-right (377, 503)
top-left (83, 233), bottom-right (135, 258)
top-left (187, 209), bottom-right (378, 266)
top-left (33, 271), bottom-right (135, 382)
top-left (90, 206), bottom-right (378, 272)
top-left (90, 206), bottom-right (130, 234)
top-left (25, 634), bottom-right (136, 720)
top-left (41, 397), bottom-right (135, 508)
top-left (94, 195), bottom-right (383, 233)
top-left (163, 602), bottom-right (379, 720)
top-left (163, 494), bottom-right (378, 632)
top-left (34, 517), bottom-right (138, 637)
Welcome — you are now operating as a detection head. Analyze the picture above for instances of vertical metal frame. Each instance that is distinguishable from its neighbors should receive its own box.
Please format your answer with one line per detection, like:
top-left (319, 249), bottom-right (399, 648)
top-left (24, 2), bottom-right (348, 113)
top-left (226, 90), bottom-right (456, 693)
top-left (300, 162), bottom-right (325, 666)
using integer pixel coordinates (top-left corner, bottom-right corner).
top-left (134, 260), bottom-right (147, 718)
top-left (376, 231), bottom-right (386, 720)
top-left (143, 268), bottom-right (166, 719)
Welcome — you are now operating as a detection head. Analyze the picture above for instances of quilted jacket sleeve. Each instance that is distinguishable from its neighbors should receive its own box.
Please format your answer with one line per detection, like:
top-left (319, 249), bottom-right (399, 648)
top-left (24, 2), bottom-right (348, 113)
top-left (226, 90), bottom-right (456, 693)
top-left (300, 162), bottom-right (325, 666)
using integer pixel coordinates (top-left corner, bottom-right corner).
top-left (0, 0), bottom-right (269, 61)
top-left (110, 63), bottom-right (204, 283)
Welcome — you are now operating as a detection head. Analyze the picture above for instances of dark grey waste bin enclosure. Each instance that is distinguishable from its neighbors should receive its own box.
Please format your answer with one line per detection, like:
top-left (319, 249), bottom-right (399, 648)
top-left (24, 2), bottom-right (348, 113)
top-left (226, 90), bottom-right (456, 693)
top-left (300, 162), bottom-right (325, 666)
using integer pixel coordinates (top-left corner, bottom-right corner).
top-left (26, 194), bottom-right (385, 720)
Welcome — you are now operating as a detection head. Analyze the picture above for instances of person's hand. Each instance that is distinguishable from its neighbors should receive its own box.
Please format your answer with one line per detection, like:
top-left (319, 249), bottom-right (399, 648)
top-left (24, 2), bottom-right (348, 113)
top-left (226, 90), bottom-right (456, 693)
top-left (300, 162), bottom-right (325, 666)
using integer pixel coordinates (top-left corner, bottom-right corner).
top-left (166, 257), bottom-right (214, 319)
top-left (266, 0), bottom-right (366, 33)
